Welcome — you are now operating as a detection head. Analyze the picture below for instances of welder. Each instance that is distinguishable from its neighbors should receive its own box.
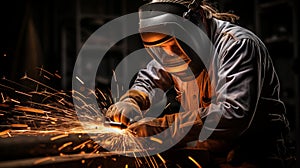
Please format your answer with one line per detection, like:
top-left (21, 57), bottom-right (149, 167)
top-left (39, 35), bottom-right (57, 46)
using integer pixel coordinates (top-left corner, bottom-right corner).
top-left (105, 0), bottom-right (291, 167)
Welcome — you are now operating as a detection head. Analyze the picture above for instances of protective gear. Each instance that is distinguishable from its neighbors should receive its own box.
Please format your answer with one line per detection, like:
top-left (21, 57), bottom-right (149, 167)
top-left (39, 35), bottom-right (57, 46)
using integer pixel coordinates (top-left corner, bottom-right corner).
top-left (128, 111), bottom-right (203, 146)
top-left (135, 1), bottom-right (291, 166)
top-left (139, 2), bottom-right (206, 81)
top-left (144, 35), bottom-right (192, 76)
top-left (105, 89), bottom-right (150, 126)
top-left (105, 98), bottom-right (142, 126)
top-left (132, 16), bottom-right (290, 166)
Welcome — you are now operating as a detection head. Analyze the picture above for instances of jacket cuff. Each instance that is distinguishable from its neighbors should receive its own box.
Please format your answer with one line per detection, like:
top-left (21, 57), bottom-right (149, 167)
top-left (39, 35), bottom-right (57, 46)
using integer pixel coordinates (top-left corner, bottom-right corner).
top-left (119, 89), bottom-right (151, 110)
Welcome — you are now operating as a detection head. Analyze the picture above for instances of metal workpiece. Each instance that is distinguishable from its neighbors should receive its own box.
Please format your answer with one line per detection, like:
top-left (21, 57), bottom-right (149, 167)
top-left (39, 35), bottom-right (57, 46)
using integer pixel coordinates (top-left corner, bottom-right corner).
top-left (0, 131), bottom-right (210, 168)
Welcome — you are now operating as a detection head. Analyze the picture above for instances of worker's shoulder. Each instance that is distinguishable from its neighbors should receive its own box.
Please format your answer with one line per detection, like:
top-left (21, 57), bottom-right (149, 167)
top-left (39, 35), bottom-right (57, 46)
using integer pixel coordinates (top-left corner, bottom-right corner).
top-left (213, 18), bottom-right (262, 45)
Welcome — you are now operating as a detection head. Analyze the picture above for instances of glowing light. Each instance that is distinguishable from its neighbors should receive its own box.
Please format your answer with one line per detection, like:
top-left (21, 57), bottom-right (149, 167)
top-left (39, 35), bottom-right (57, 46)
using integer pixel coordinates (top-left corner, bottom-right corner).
top-left (73, 140), bottom-right (92, 150)
top-left (1, 92), bottom-right (4, 103)
top-left (58, 142), bottom-right (73, 151)
top-left (150, 137), bottom-right (163, 144)
top-left (76, 76), bottom-right (84, 85)
top-left (54, 73), bottom-right (62, 79)
top-left (188, 156), bottom-right (202, 168)
top-left (15, 90), bottom-right (32, 97)
top-left (0, 130), bottom-right (10, 136)
top-left (0, 70), bottom-right (163, 168)
top-left (43, 75), bottom-right (51, 80)
top-left (97, 88), bottom-right (107, 100)
top-left (33, 157), bottom-right (53, 165)
top-left (10, 98), bottom-right (20, 104)
top-left (156, 153), bottom-right (166, 164)
top-left (164, 103), bottom-right (171, 109)
top-left (11, 124), bottom-right (28, 128)
top-left (50, 134), bottom-right (69, 141)
top-left (14, 106), bottom-right (45, 114)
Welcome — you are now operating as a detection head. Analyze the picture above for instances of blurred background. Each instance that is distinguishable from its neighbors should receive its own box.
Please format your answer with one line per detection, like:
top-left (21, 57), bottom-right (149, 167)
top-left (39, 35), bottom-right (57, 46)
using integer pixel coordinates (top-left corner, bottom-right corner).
top-left (0, 0), bottom-right (299, 167)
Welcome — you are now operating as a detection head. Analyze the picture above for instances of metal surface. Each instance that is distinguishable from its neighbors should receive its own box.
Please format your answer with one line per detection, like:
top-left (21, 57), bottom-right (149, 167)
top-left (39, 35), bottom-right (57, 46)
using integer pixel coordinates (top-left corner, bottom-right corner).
top-left (0, 132), bottom-right (211, 168)
top-left (0, 132), bottom-right (145, 168)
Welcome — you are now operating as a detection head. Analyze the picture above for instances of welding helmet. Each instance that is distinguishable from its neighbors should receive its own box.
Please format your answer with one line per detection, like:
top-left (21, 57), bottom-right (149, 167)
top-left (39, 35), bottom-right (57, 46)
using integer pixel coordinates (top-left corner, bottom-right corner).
top-left (139, 2), bottom-right (209, 81)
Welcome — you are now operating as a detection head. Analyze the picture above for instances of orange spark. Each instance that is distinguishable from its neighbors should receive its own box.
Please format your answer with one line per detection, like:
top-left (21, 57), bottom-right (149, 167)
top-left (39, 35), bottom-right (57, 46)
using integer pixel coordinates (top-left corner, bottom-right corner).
top-left (76, 76), bottom-right (84, 85)
top-left (37, 67), bottom-right (54, 77)
top-left (1, 92), bottom-right (5, 102)
top-left (73, 140), bottom-right (92, 150)
top-left (10, 98), bottom-right (20, 104)
top-left (11, 124), bottom-right (28, 128)
top-left (46, 116), bottom-right (58, 122)
top-left (33, 157), bottom-right (54, 165)
top-left (58, 98), bottom-right (65, 105)
top-left (156, 153), bottom-right (166, 164)
top-left (50, 134), bottom-right (69, 141)
top-left (188, 156), bottom-right (202, 168)
top-left (15, 90), bottom-right (32, 97)
top-left (21, 74), bottom-right (61, 93)
top-left (97, 88), bottom-right (107, 100)
top-left (43, 75), bottom-right (51, 80)
top-left (150, 137), bottom-right (163, 144)
top-left (0, 83), bottom-right (14, 91)
top-left (112, 70), bottom-right (117, 82)
top-left (58, 142), bottom-right (73, 151)
top-left (14, 105), bottom-right (45, 114)
top-left (164, 103), bottom-right (171, 109)
top-left (54, 73), bottom-right (62, 79)
top-left (0, 129), bottom-right (10, 136)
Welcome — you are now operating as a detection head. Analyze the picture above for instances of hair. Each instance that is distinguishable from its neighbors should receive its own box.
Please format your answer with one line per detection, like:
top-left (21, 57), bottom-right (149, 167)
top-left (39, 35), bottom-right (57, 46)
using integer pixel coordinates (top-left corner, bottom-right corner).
top-left (150, 0), bottom-right (240, 23)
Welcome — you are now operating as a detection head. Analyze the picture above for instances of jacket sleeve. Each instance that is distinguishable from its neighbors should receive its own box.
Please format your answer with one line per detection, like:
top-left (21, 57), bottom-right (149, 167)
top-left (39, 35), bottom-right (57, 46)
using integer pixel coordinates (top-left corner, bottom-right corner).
top-left (199, 38), bottom-right (264, 141)
top-left (131, 59), bottom-right (174, 103)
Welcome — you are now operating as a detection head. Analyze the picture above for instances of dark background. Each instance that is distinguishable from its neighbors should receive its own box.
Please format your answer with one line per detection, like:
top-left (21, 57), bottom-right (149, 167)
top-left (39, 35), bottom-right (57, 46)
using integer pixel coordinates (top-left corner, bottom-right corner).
top-left (0, 0), bottom-right (299, 166)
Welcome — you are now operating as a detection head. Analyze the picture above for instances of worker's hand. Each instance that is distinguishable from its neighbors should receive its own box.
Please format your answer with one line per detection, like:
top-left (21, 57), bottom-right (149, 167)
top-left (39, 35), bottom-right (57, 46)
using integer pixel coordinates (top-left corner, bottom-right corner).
top-left (105, 98), bottom-right (143, 126)
top-left (127, 117), bottom-right (170, 137)
top-left (128, 112), bottom-right (203, 145)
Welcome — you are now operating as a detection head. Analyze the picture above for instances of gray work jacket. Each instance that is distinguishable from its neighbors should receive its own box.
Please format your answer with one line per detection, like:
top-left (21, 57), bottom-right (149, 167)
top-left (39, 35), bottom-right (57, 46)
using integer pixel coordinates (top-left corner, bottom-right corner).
top-left (131, 18), bottom-right (288, 143)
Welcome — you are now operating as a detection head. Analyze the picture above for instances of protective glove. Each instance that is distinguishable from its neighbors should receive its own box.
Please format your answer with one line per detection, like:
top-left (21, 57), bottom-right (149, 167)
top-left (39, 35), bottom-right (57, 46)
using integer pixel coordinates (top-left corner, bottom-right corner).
top-left (106, 98), bottom-right (143, 126)
top-left (128, 111), bottom-right (203, 146)
top-left (127, 116), bottom-right (170, 136)
top-left (105, 89), bottom-right (151, 126)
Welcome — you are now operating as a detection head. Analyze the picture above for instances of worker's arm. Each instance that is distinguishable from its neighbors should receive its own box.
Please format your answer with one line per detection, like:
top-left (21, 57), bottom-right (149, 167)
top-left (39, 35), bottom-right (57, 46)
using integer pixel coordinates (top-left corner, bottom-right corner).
top-left (105, 59), bottom-right (174, 126)
top-left (199, 38), bottom-right (264, 140)
top-left (128, 38), bottom-right (267, 143)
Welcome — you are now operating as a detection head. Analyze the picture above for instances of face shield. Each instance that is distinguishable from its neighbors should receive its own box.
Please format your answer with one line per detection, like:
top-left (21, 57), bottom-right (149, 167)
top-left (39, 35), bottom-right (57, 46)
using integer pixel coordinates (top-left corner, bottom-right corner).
top-left (138, 2), bottom-right (207, 81)
top-left (139, 2), bottom-right (209, 81)
top-left (142, 33), bottom-right (191, 73)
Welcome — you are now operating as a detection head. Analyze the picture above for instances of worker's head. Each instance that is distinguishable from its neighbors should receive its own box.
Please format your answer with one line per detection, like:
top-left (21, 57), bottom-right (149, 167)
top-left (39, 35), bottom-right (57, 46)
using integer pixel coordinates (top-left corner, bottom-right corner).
top-left (139, 0), bottom-right (206, 81)
top-left (138, 0), bottom-right (239, 81)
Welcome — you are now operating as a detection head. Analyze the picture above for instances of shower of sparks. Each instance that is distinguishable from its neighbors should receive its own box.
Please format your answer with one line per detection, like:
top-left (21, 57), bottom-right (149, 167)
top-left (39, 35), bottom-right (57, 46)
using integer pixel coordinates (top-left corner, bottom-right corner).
top-left (0, 68), bottom-right (168, 168)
